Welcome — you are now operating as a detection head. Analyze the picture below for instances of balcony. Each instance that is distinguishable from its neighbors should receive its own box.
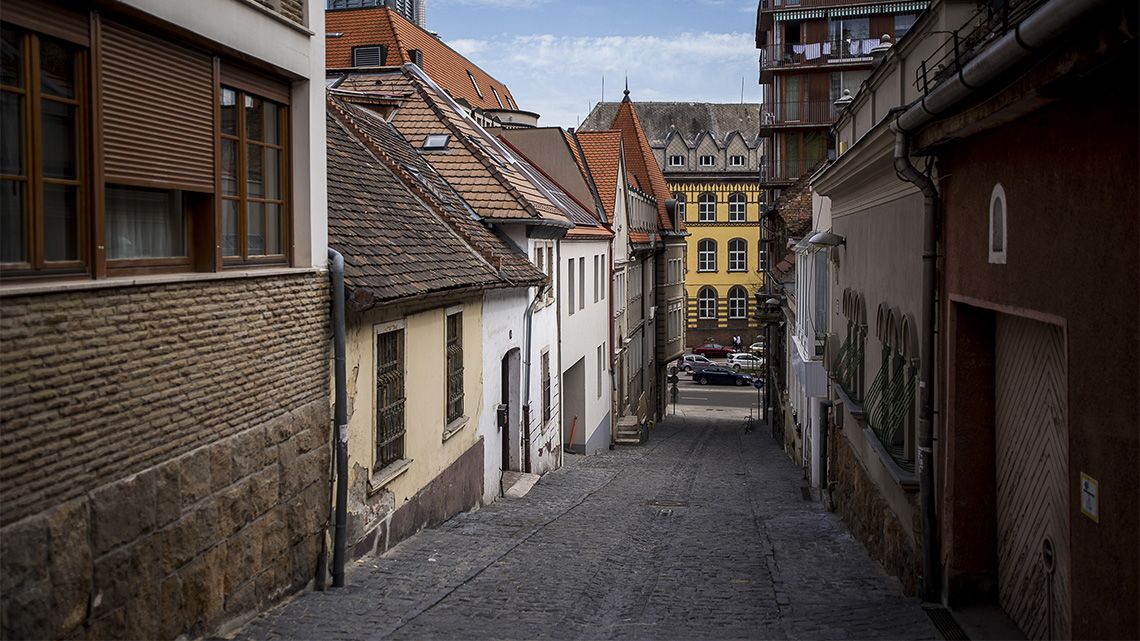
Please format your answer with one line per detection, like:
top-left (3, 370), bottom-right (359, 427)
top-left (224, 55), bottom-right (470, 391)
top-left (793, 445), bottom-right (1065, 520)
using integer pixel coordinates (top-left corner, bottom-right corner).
top-left (759, 0), bottom-right (878, 10)
top-left (760, 157), bottom-right (828, 187)
top-left (760, 100), bottom-right (838, 131)
top-left (758, 40), bottom-right (877, 82)
top-left (252, 0), bottom-right (306, 26)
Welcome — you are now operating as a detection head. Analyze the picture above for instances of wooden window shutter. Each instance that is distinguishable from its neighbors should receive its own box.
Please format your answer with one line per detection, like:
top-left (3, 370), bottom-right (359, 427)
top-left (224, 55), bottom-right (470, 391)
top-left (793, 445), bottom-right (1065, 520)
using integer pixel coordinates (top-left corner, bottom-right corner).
top-left (1, 0), bottom-right (89, 46)
top-left (100, 19), bottom-right (214, 191)
top-left (220, 63), bottom-right (291, 105)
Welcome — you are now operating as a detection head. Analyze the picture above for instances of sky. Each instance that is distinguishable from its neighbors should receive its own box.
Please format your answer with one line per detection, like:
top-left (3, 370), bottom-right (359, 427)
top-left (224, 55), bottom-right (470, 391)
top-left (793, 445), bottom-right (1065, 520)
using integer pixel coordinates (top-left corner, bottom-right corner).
top-left (427, 0), bottom-right (764, 129)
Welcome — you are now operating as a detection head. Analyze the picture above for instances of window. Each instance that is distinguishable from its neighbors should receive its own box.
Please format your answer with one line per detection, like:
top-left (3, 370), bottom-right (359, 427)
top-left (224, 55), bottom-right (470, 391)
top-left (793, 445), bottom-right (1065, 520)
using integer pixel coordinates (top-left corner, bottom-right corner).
top-left (728, 238), bottom-right (747, 272)
top-left (698, 239), bottom-right (717, 272)
top-left (600, 252), bottom-right (606, 300)
top-left (568, 257), bottom-right (575, 314)
top-left (467, 70), bottom-right (483, 98)
top-left (422, 134), bottom-right (450, 151)
top-left (698, 286), bottom-right (717, 320)
top-left (541, 350), bottom-right (551, 423)
top-left (351, 45), bottom-right (386, 67)
top-left (597, 344), bottom-right (604, 398)
top-left (1, 26), bottom-right (85, 272)
top-left (446, 311), bottom-right (464, 422)
top-left (699, 155), bottom-right (716, 167)
top-left (989, 182), bottom-right (1007, 264)
top-left (894, 13), bottom-right (918, 41)
top-left (578, 256), bottom-right (585, 310)
top-left (221, 87), bottom-right (287, 262)
top-left (105, 186), bottom-right (187, 261)
top-left (491, 86), bottom-right (504, 109)
top-left (830, 70), bottom-right (871, 112)
top-left (375, 327), bottom-right (406, 469)
top-left (697, 192), bottom-right (716, 222)
top-left (728, 286), bottom-right (748, 320)
top-left (730, 155), bottom-right (746, 167)
top-left (728, 192), bottom-right (747, 222)
top-left (759, 245), bottom-right (769, 271)
top-left (534, 240), bottom-right (554, 300)
top-left (593, 254), bottom-right (599, 302)
top-left (668, 257), bottom-right (683, 283)
top-left (673, 192), bottom-right (685, 220)
top-left (669, 155), bottom-right (685, 167)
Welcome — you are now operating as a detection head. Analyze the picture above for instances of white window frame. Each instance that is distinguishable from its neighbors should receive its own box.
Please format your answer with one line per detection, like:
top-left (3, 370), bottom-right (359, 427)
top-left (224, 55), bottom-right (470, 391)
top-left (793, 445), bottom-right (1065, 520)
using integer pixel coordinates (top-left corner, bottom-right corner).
top-left (467, 70), bottom-right (484, 98)
top-left (669, 155), bottom-right (685, 167)
top-left (698, 287), bottom-right (717, 320)
top-left (729, 155), bottom-right (746, 167)
top-left (728, 192), bottom-right (747, 222)
top-left (728, 286), bottom-right (747, 320)
top-left (699, 155), bottom-right (716, 167)
top-left (728, 238), bottom-right (747, 272)
top-left (989, 182), bottom-right (1007, 264)
top-left (697, 239), bottom-right (716, 272)
top-left (698, 192), bottom-right (716, 222)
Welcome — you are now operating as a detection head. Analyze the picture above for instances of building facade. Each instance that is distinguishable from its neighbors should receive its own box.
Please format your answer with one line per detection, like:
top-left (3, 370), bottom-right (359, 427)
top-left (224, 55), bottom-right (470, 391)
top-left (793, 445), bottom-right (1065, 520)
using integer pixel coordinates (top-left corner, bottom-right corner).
top-left (0, 0), bottom-right (329, 638)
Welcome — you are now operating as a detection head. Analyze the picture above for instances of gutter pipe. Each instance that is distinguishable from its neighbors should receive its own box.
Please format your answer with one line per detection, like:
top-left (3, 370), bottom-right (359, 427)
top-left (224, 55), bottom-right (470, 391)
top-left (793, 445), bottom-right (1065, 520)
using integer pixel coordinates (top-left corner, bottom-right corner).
top-left (328, 248), bottom-right (349, 589)
top-left (887, 0), bottom-right (1111, 602)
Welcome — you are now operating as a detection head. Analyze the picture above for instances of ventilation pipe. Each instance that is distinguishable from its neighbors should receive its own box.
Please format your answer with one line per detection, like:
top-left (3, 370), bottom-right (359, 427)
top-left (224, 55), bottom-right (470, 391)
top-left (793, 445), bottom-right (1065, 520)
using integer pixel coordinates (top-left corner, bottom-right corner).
top-left (328, 248), bottom-right (348, 589)
top-left (887, 0), bottom-right (1114, 602)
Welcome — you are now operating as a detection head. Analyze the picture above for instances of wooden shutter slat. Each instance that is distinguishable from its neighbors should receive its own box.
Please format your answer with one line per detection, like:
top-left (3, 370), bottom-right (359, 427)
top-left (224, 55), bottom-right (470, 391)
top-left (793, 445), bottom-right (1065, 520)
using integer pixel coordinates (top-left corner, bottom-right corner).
top-left (220, 63), bottom-right (290, 105)
top-left (1, 0), bottom-right (89, 46)
top-left (100, 20), bottom-right (214, 192)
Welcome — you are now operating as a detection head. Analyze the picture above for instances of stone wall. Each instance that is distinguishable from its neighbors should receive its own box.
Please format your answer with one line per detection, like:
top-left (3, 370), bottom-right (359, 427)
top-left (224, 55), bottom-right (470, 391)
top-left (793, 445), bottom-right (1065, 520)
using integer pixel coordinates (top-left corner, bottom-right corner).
top-left (828, 422), bottom-right (921, 595)
top-left (0, 273), bottom-right (331, 640)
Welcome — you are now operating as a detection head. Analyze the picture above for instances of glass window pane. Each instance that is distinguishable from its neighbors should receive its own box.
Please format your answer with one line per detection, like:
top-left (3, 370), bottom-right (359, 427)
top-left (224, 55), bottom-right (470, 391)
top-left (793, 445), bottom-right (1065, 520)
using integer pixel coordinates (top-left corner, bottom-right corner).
top-left (221, 139), bottom-right (237, 196)
top-left (265, 147), bottom-right (279, 199)
top-left (221, 88), bottom-right (237, 136)
top-left (105, 186), bottom-right (185, 260)
top-left (264, 103), bottom-right (279, 144)
top-left (42, 183), bottom-right (77, 261)
top-left (265, 203), bottom-right (280, 255)
top-left (0, 180), bottom-right (25, 262)
top-left (247, 143), bottom-right (263, 198)
top-left (41, 100), bottom-right (76, 179)
top-left (1, 92), bottom-right (23, 175)
top-left (247, 201), bottom-right (264, 256)
top-left (1, 26), bottom-right (21, 88)
top-left (222, 199), bottom-right (239, 257)
top-left (39, 38), bottom-right (74, 98)
top-left (245, 94), bottom-right (263, 141)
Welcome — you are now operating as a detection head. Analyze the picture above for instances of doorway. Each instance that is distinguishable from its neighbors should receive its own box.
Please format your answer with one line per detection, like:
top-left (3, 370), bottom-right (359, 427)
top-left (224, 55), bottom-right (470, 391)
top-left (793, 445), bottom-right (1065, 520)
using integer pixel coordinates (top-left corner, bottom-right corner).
top-left (561, 357), bottom-right (586, 454)
top-left (501, 348), bottom-right (521, 472)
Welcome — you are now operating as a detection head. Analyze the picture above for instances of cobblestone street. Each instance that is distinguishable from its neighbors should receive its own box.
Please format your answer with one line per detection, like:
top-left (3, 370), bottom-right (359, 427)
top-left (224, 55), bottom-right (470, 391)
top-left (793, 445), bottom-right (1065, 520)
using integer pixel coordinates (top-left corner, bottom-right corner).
top-left (233, 411), bottom-right (936, 641)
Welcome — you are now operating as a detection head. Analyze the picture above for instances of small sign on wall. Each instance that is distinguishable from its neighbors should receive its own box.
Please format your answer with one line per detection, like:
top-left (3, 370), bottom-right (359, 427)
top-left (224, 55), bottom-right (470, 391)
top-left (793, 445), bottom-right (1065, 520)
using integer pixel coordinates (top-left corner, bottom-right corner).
top-left (1080, 473), bottom-right (1099, 523)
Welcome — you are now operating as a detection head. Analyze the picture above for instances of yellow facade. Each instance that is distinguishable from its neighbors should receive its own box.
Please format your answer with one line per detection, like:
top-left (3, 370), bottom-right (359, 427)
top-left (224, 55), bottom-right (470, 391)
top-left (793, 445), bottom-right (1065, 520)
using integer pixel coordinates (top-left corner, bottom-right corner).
top-left (675, 180), bottom-right (765, 344)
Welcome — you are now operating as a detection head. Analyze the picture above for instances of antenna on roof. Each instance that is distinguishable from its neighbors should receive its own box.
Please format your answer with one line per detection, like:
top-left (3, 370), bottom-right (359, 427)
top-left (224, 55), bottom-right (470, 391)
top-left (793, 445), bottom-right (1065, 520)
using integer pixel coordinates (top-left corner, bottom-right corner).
top-left (601, 75), bottom-right (604, 103)
top-left (623, 76), bottom-right (630, 102)
top-left (741, 76), bottom-right (745, 104)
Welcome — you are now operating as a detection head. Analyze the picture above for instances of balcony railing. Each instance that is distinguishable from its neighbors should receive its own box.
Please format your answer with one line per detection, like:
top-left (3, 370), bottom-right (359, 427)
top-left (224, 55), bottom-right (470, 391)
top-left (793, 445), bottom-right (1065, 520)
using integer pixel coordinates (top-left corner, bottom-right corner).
top-left (759, 39), bottom-right (879, 70)
top-left (862, 361), bottom-right (916, 471)
top-left (761, 100), bottom-right (837, 127)
top-left (254, 0), bottom-right (306, 26)
top-left (760, 157), bottom-right (828, 184)
top-left (759, 0), bottom-right (879, 10)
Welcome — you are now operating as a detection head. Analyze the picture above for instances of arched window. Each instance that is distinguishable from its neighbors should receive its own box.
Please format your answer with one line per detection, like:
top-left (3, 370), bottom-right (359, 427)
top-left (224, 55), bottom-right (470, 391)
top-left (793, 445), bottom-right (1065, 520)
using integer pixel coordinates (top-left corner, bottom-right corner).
top-left (697, 239), bottom-right (717, 272)
top-left (698, 286), bottom-right (718, 320)
top-left (698, 192), bottom-right (716, 222)
top-left (728, 192), bottom-right (747, 222)
top-left (728, 286), bottom-right (747, 320)
top-left (989, 182), bottom-right (1007, 264)
top-left (728, 238), bottom-right (747, 272)
top-left (673, 192), bottom-right (686, 220)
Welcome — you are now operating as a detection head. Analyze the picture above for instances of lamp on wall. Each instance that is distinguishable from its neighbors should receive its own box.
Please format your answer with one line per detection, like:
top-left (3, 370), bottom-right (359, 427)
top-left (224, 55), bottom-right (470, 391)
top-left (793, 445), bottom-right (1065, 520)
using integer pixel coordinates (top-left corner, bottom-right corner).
top-left (807, 230), bottom-right (846, 248)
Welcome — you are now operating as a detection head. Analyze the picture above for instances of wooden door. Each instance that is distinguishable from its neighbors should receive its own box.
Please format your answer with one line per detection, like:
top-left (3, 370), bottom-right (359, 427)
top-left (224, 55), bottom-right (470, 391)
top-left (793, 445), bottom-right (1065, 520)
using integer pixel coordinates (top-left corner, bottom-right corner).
top-left (994, 314), bottom-right (1070, 640)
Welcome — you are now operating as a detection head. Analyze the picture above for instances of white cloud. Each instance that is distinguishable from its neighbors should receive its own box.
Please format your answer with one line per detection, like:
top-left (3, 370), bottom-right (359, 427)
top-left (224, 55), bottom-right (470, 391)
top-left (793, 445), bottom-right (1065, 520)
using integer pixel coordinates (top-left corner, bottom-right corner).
top-left (445, 31), bottom-right (763, 128)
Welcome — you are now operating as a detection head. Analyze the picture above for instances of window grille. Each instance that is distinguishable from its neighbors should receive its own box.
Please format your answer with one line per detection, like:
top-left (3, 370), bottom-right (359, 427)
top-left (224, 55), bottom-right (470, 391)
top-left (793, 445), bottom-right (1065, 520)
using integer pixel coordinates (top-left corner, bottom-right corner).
top-left (446, 312), bottom-right (464, 422)
top-left (376, 329), bottom-right (406, 469)
top-left (541, 351), bottom-right (551, 423)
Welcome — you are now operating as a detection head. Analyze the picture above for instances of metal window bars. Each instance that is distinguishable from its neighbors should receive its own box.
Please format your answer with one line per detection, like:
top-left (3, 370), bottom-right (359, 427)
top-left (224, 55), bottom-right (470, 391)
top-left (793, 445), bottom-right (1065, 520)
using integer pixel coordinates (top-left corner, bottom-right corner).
top-left (376, 330), bottom-right (406, 469)
top-left (446, 313), bottom-right (464, 423)
top-left (863, 357), bottom-right (917, 471)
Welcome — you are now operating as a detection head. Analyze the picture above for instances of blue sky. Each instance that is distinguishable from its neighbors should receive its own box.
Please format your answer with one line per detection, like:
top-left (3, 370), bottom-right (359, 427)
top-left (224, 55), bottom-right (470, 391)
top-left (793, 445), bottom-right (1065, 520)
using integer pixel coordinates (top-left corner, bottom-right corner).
top-left (428, 0), bottom-right (764, 128)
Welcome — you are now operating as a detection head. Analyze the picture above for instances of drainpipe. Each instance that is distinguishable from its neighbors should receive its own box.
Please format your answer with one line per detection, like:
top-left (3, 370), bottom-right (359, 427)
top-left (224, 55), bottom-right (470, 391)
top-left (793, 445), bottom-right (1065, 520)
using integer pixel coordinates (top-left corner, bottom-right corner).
top-left (328, 248), bottom-right (348, 589)
top-left (886, 0), bottom-right (1111, 603)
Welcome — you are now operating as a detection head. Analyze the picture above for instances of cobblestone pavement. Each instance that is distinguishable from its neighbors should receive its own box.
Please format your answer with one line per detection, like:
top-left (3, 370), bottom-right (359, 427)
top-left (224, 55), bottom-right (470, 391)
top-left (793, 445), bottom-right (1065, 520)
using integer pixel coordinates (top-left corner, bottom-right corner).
top-left (233, 411), bottom-right (936, 641)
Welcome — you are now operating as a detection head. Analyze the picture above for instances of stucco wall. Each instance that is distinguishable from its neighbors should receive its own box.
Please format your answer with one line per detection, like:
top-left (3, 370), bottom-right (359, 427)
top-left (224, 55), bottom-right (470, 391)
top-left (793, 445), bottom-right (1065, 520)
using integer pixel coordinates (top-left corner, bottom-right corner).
top-left (559, 238), bottom-right (613, 455)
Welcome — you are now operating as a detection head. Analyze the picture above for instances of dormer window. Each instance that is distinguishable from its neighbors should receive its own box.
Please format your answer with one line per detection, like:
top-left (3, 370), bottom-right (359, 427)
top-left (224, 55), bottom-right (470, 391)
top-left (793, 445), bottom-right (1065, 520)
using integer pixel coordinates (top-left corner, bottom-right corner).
top-left (669, 155), bottom-right (685, 167)
top-left (352, 45), bottom-right (386, 67)
top-left (730, 155), bottom-right (745, 167)
top-left (467, 70), bottom-right (483, 98)
top-left (699, 155), bottom-right (716, 167)
top-left (422, 134), bottom-right (450, 151)
top-left (491, 87), bottom-right (504, 109)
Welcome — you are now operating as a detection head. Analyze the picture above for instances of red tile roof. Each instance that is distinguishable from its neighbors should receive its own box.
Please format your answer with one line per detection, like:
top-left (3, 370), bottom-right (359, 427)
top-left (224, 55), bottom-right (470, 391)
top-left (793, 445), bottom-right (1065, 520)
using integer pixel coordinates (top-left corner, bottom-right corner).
top-left (326, 7), bottom-right (518, 113)
top-left (575, 130), bottom-right (623, 222)
top-left (611, 97), bottom-right (681, 233)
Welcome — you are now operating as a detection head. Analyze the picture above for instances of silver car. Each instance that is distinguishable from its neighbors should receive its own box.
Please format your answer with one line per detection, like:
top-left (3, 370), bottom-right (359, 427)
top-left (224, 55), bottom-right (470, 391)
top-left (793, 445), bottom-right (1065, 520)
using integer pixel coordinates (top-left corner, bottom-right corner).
top-left (677, 353), bottom-right (715, 373)
top-left (726, 352), bottom-right (765, 372)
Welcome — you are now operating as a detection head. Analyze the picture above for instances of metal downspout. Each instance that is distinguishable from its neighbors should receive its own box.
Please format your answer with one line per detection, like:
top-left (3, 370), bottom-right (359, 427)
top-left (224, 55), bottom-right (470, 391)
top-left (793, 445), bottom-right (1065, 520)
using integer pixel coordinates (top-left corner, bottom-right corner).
top-left (327, 248), bottom-right (349, 589)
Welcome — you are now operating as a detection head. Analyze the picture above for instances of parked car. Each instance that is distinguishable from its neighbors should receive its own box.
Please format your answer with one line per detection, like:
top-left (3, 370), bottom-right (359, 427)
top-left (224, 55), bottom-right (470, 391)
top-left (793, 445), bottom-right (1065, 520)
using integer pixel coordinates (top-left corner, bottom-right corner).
top-left (749, 342), bottom-right (766, 355)
top-left (676, 353), bottom-right (715, 373)
top-left (692, 366), bottom-right (754, 386)
top-left (691, 342), bottom-right (734, 358)
top-left (727, 352), bottom-right (765, 372)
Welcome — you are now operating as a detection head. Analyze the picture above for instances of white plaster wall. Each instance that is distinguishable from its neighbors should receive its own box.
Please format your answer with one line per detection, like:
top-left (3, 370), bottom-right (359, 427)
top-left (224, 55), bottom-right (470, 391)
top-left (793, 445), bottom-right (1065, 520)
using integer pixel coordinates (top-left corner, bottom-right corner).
top-left (559, 238), bottom-right (613, 454)
top-left (528, 249), bottom-right (562, 476)
top-left (479, 288), bottom-right (530, 503)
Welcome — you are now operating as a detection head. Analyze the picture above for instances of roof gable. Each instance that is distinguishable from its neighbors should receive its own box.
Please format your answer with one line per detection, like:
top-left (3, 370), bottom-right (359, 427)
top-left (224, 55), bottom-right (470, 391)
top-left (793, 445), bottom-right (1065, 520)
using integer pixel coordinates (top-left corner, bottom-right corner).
top-left (575, 130), bottom-right (623, 222)
top-left (611, 97), bottom-right (680, 232)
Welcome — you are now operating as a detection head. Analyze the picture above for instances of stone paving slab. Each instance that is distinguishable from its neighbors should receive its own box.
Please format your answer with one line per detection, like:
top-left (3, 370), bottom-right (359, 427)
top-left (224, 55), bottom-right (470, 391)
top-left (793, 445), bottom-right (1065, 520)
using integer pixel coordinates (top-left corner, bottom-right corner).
top-left (232, 413), bottom-right (936, 641)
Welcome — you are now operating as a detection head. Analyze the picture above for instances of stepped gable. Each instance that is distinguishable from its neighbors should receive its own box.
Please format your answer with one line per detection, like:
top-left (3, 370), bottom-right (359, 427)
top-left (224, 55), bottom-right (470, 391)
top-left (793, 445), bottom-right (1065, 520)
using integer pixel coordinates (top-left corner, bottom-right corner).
top-left (575, 130), bottom-right (623, 222)
top-left (337, 68), bottom-right (569, 226)
top-left (328, 95), bottom-right (546, 288)
top-left (326, 6), bottom-right (518, 113)
top-left (325, 110), bottom-right (504, 309)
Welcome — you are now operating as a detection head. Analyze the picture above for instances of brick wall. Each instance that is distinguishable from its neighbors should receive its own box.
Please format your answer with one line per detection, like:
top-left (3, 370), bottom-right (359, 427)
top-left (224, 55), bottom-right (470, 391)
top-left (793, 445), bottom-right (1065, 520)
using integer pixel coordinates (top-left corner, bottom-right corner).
top-left (0, 273), bottom-right (331, 640)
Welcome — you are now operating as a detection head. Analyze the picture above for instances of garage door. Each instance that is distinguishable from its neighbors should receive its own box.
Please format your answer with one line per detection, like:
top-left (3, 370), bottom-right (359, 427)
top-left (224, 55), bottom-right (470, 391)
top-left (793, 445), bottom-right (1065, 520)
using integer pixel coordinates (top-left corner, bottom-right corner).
top-left (995, 314), bottom-right (1069, 640)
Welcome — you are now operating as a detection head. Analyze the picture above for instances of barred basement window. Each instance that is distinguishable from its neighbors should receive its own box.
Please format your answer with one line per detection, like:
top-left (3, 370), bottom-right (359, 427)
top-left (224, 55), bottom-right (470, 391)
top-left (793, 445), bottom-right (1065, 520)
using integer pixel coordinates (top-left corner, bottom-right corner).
top-left (541, 350), bottom-right (552, 423)
top-left (446, 311), bottom-right (464, 423)
top-left (376, 328), bottom-right (406, 469)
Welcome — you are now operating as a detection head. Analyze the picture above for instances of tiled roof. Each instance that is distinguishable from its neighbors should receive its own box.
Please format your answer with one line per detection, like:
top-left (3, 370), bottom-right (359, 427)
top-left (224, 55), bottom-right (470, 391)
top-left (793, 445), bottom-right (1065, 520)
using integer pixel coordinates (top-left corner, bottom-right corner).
top-left (336, 68), bottom-right (571, 226)
top-left (326, 6), bottom-right (518, 113)
top-left (575, 131), bottom-right (623, 223)
top-left (328, 95), bottom-right (546, 288)
top-left (581, 102), bottom-right (762, 149)
top-left (325, 110), bottom-right (505, 308)
top-left (611, 97), bottom-right (680, 232)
